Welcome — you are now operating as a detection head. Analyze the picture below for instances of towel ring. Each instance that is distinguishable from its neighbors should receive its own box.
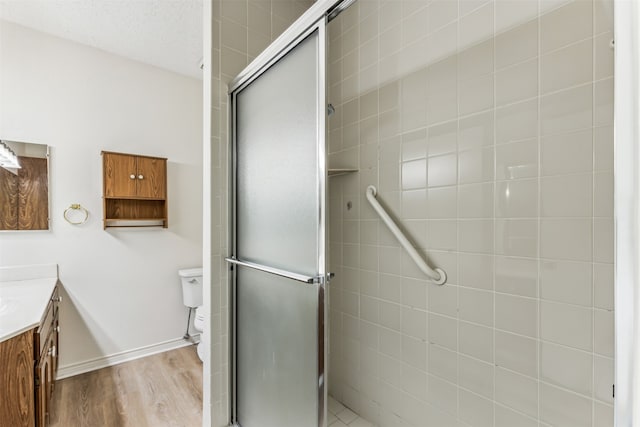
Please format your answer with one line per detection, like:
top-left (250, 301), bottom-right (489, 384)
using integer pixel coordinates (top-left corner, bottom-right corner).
top-left (64, 204), bottom-right (89, 225)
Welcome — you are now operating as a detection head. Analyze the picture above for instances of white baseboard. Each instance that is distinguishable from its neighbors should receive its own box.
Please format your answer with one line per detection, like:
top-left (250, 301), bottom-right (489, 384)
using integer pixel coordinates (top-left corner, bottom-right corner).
top-left (57, 334), bottom-right (201, 380)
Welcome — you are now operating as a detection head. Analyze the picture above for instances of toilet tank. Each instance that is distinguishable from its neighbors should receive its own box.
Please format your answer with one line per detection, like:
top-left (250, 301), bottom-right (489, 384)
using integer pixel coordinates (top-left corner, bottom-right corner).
top-left (178, 267), bottom-right (203, 308)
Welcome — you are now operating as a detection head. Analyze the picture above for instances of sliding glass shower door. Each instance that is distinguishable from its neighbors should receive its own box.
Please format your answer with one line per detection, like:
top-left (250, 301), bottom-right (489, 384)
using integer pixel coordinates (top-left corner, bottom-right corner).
top-left (228, 22), bottom-right (327, 427)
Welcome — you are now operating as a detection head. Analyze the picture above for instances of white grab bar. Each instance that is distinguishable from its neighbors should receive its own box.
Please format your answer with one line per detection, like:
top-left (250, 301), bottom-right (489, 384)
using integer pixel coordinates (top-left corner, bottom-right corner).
top-left (366, 185), bottom-right (447, 285)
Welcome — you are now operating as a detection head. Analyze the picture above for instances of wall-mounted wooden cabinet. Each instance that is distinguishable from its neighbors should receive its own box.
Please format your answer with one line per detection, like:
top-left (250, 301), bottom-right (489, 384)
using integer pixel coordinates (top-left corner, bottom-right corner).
top-left (101, 151), bottom-right (168, 228)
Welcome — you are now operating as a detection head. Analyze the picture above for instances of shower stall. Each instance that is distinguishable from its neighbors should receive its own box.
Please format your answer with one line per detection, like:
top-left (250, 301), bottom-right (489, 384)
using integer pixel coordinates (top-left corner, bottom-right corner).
top-left (211, 0), bottom-right (622, 425)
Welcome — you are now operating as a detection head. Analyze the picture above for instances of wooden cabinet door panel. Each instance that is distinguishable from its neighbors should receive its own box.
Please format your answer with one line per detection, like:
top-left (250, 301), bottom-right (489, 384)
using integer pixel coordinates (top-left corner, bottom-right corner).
top-left (103, 152), bottom-right (137, 198)
top-left (0, 330), bottom-right (35, 427)
top-left (36, 336), bottom-right (52, 427)
top-left (136, 157), bottom-right (166, 199)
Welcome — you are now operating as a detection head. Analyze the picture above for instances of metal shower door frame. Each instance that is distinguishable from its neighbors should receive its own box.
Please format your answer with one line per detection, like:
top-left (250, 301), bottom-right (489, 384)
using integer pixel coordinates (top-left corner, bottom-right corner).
top-left (227, 19), bottom-right (328, 427)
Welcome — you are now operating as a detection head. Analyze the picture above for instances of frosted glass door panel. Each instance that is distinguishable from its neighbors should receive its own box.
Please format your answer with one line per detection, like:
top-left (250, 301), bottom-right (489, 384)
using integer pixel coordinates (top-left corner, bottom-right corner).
top-left (236, 267), bottom-right (319, 427)
top-left (233, 28), bottom-right (324, 427)
top-left (236, 32), bottom-right (319, 274)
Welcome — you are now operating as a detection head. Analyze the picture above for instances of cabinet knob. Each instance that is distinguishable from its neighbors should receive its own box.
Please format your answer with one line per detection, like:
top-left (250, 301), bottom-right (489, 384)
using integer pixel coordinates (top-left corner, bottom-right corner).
top-left (138, 174), bottom-right (144, 180)
top-left (56, 326), bottom-right (61, 333)
top-left (52, 295), bottom-right (62, 303)
top-left (130, 174), bottom-right (136, 179)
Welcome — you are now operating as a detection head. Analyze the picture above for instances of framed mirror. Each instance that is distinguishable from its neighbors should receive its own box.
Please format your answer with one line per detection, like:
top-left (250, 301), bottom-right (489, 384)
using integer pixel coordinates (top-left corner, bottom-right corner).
top-left (0, 140), bottom-right (49, 230)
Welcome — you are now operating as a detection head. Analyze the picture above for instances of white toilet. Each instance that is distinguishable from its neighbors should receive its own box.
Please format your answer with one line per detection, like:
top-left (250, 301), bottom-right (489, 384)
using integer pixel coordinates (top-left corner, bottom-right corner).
top-left (178, 267), bottom-right (207, 362)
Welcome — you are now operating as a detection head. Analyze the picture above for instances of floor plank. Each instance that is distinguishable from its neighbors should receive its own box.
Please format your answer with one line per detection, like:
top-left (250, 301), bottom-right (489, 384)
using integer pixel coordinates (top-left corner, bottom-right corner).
top-left (49, 345), bottom-right (202, 427)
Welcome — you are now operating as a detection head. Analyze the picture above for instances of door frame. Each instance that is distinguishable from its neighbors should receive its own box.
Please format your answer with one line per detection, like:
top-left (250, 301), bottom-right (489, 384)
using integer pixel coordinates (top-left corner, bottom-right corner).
top-left (614, 1), bottom-right (640, 425)
top-left (227, 20), bottom-right (328, 427)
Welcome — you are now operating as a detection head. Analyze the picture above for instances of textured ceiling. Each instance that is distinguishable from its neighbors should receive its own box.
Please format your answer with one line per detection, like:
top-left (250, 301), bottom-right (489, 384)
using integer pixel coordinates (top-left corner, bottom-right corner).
top-left (0, 0), bottom-right (203, 79)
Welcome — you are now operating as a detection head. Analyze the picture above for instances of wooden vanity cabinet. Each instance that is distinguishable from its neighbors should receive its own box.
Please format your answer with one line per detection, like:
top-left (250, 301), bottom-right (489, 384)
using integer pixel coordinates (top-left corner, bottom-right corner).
top-left (0, 283), bottom-right (59, 427)
top-left (34, 284), bottom-right (60, 427)
top-left (101, 151), bottom-right (168, 228)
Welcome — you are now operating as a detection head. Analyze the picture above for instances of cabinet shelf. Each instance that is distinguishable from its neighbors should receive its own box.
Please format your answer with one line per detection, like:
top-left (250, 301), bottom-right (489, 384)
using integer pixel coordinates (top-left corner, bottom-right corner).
top-left (328, 168), bottom-right (358, 177)
top-left (104, 218), bottom-right (166, 227)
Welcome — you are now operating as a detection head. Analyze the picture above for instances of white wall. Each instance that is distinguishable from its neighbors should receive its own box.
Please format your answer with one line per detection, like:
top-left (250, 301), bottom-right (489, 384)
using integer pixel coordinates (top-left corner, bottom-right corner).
top-left (0, 20), bottom-right (203, 373)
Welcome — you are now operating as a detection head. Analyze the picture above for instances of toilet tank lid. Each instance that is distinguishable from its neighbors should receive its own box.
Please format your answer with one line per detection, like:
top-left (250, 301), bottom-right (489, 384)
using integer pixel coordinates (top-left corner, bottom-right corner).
top-left (178, 267), bottom-right (203, 278)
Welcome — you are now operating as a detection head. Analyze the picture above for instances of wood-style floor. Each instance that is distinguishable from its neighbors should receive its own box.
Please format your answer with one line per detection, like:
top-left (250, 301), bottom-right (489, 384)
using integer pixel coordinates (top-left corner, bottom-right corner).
top-left (49, 345), bottom-right (202, 427)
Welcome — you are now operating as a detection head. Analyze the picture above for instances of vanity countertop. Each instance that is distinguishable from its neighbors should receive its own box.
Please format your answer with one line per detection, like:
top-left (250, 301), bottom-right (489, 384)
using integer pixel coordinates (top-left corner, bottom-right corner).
top-left (0, 264), bottom-right (59, 343)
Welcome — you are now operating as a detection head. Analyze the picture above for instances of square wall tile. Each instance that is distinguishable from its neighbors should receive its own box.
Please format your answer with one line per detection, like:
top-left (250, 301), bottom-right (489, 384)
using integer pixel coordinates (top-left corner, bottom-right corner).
top-left (402, 335), bottom-right (427, 371)
top-left (541, 174), bottom-right (593, 218)
top-left (428, 313), bottom-right (457, 350)
top-left (541, 84), bottom-right (593, 136)
top-left (428, 283), bottom-right (458, 317)
top-left (428, 343), bottom-right (458, 383)
top-left (459, 287), bottom-right (494, 326)
top-left (496, 59), bottom-right (538, 106)
top-left (402, 159), bottom-right (428, 190)
top-left (495, 404), bottom-right (538, 427)
top-left (540, 383), bottom-right (592, 427)
top-left (428, 186), bottom-right (458, 218)
top-left (495, 256), bottom-right (538, 297)
top-left (495, 19), bottom-right (538, 69)
top-left (458, 40), bottom-right (494, 82)
top-left (459, 355), bottom-right (494, 398)
top-left (541, 300), bottom-right (593, 351)
top-left (541, 39), bottom-right (593, 94)
top-left (428, 120), bottom-right (457, 156)
top-left (459, 2), bottom-right (494, 48)
top-left (458, 147), bottom-right (495, 184)
top-left (496, 99), bottom-right (538, 144)
top-left (540, 0), bottom-right (593, 53)
top-left (540, 260), bottom-right (592, 306)
top-left (495, 293), bottom-right (538, 338)
top-left (495, 367), bottom-right (538, 417)
top-left (495, 179), bottom-right (538, 218)
top-left (459, 219), bottom-right (494, 254)
top-left (428, 153), bottom-right (457, 187)
top-left (541, 341), bottom-right (592, 395)
top-left (459, 183), bottom-right (494, 218)
top-left (495, 219), bottom-right (538, 258)
top-left (459, 253), bottom-right (494, 290)
top-left (459, 389), bottom-right (493, 427)
top-left (541, 218), bottom-right (592, 261)
top-left (459, 321), bottom-right (494, 362)
top-left (541, 129), bottom-right (593, 176)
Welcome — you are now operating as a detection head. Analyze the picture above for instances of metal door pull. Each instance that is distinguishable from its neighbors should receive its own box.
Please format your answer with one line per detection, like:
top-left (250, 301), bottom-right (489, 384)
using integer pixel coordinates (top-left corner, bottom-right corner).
top-left (225, 257), bottom-right (327, 284)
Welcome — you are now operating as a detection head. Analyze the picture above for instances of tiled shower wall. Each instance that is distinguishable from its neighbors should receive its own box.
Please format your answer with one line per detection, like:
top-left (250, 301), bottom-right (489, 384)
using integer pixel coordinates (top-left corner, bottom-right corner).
top-left (327, 0), bottom-right (615, 426)
top-left (210, 1), bottom-right (314, 425)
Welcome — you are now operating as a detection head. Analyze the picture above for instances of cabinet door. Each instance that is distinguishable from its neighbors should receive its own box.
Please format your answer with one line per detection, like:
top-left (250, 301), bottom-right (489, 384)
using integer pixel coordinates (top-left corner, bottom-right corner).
top-left (135, 157), bottom-right (166, 199)
top-left (103, 152), bottom-right (137, 198)
top-left (0, 330), bottom-right (34, 427)
top-left (36, 339), bottom-right (52, 427)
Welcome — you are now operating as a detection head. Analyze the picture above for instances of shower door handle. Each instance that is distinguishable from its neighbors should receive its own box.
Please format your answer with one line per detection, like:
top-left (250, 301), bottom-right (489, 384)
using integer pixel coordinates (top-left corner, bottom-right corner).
top-left (225, 257), bottom-right (322, 284)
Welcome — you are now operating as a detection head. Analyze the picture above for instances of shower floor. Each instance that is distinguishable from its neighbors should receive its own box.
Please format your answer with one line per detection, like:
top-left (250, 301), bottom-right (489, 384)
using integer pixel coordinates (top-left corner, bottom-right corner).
top-left (328, 396), bottom-right (373, 427)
